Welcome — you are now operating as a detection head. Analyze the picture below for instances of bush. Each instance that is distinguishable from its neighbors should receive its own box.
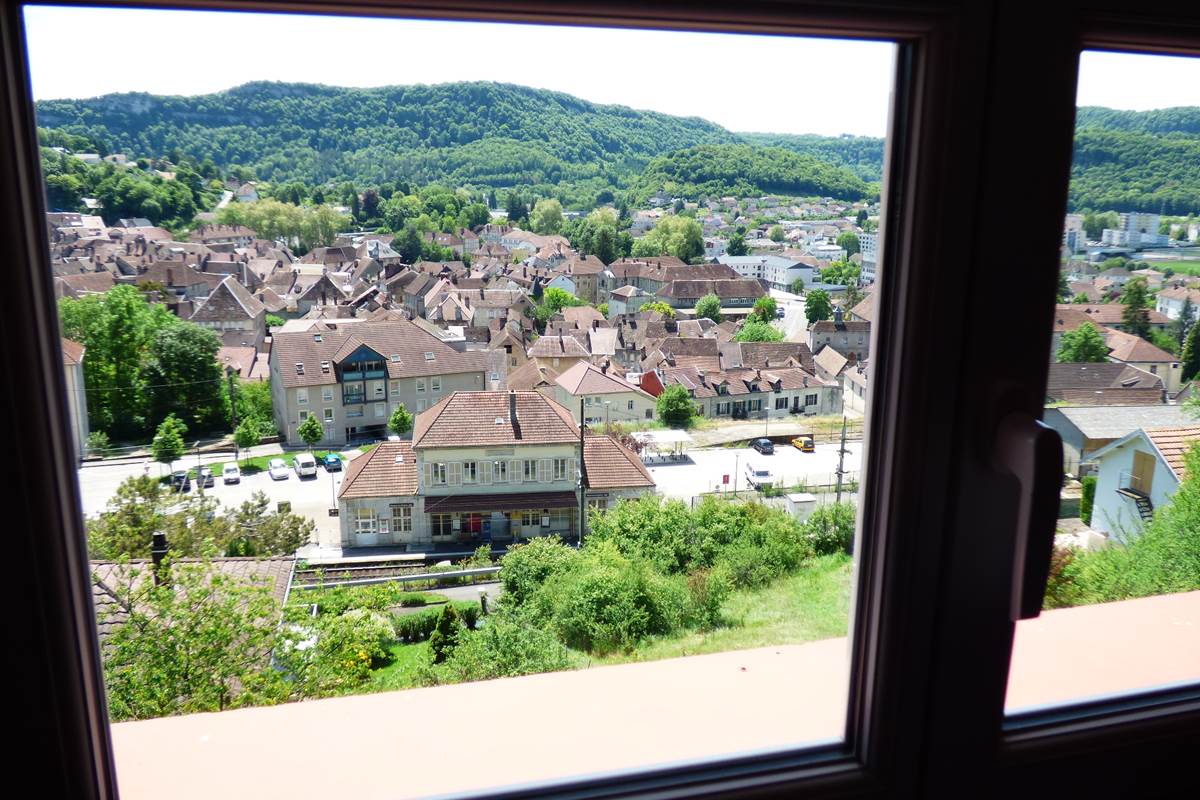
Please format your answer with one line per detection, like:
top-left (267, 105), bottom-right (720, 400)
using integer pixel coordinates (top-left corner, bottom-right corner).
top-left (1080, 476), bottom-right (1097, 525)
top-left (686, 568), bottom-right (732, 629)
top-left (394, 609), bottom-right (440, 642)
top-left (527, 541), bottom-right (689, 654)
top-left (804, 503), bottom-right (856, 555)
top-left (587, 495), bottom-right (693, 574)
top-left (425, 611), bottom-right (573, 685)
top-left (499, 536), bottom-right (580, 605)
top-left (428, 605), bottom-right (464, 664)
top-left (1043, 546), bottom-right (1081, 609)
top-left (284, 609), bottom-right (395, 693)
top-left (87, 430), bottom-right (112, 457)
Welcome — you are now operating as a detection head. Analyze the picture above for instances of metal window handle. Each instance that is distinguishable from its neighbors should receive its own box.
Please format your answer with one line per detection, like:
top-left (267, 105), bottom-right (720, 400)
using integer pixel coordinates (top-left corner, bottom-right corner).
top-left (995, 413), bottom-right (1063, 621)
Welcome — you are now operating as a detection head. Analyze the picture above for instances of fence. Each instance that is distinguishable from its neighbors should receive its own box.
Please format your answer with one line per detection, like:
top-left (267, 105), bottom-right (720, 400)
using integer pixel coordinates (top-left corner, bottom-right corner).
top-left (292, 565), bottom-right (501, 591)
top-left (693, 471), bottom-right (861, 506)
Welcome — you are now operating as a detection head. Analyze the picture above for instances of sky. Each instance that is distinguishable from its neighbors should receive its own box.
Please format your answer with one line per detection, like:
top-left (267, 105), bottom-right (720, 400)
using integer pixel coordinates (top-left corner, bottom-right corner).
top-left (22, 5), bottom-right (895, 137)
top-left (1076, 50), bottom-right (1200, 109)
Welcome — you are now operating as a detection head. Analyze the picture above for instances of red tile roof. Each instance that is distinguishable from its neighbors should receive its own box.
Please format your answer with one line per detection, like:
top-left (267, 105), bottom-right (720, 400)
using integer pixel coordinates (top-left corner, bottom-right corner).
top-left (1144, 426), bottom-right (1200, 479)
top-left (412, 391), bottom-right (578, 449)
top-left (583, 435), bottom-right (655, 489)
top-left (338, 442), bottom-right (418, 499)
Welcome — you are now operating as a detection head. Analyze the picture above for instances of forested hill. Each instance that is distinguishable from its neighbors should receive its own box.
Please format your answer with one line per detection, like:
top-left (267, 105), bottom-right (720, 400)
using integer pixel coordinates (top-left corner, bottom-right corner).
top-left (737, 133), bottom-right (885, 182)
top-left (36, 81), bottom-right (738, 191)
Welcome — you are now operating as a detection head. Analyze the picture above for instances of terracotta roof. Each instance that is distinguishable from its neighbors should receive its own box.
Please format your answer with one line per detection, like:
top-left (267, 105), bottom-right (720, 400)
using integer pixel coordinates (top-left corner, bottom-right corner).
top-left (338, 442), bottom-right (418, 499)
top-left (737, 342), bottom-right (816, 373)
top-left (412, 391), bottom-right (579, 449)
top-left (810, 319), bottom-right (871, 334)
top-left (813, 345), bottom-right (849, 378)
top-left (271, 320), bottom-right (488, 389)
top-left (849, 293), bottom-right (875, 323)
top-left (1157, 286), bottom-right (1200, 303)
top-left (61, 337), bottom-right (85, 367)
top-left (91, 557), bottom-right (293, 642)
top-left (1144, 426), bottom-right (1200, 479)
top-left (189, 276), bottom-right (265, 322)
top-left (561, 306), bottom-right (606, 329)
top-left (555, 362), bottom-right (651, 398)
top-left (656, 279), bottom-right (766, 301)
top-left (506, 360), bottom-right (559, 391)
top-left (1060, 304), bottom-right (1171, 327)
top-left (1102, 328), bottom-right (1177, 363)
top-left (583, 435), bottom-right (655, 489)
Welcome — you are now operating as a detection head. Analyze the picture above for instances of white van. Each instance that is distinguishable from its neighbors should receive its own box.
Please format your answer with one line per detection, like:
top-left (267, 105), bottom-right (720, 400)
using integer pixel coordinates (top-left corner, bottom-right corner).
top-left (745, 463), bottom-right (774, 490)
top-left (293, 452), bottom-right (318, 478)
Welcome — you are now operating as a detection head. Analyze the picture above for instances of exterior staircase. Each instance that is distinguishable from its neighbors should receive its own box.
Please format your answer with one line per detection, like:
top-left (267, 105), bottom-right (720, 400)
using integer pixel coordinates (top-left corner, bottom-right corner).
top-left (1132, 493), bottom-right (1154, 522)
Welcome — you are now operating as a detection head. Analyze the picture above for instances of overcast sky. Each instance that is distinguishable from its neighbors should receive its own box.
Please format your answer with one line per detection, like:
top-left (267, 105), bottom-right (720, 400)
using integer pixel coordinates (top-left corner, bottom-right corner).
top-left (22, 6), bottom-right (895, 137)
top-left (1076, 50), bottom-right (1200, 110)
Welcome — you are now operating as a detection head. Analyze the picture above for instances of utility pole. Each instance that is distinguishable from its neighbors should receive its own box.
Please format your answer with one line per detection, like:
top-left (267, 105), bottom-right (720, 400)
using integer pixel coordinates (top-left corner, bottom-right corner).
top-left (835, 416), bottom-right (848, 503)
top-left (227, 367), bottom-right (239, 462)
top-left (578, 397), bottom-right (587, 548)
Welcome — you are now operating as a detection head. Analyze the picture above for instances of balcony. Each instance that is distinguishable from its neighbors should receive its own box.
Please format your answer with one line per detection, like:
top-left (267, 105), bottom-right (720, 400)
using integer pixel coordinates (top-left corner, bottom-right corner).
top-left (341, 369), bottom-right (386, 381)
top-left (343, 394), bottom-right (366, 406)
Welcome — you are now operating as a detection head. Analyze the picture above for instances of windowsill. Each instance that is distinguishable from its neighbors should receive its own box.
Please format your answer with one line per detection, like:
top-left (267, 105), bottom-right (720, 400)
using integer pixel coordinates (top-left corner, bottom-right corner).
top-left (107, 593), bottom-right (1200, 799)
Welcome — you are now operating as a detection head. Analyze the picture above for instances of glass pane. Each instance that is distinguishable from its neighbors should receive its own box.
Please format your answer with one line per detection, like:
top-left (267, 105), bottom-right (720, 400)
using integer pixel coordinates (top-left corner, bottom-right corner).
top-left (28, 5), bottom-right (896, 795)
top-left (1009, 50), bottom-right (1200, 716)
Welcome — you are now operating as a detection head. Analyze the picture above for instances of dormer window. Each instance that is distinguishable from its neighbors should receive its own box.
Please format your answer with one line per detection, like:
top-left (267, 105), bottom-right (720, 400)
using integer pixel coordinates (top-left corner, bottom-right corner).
top-left (313, 334), bottom-right (322, 342)
top-left (295, 363), bottom-right (304, 375)
top-left (320, 361), bottom-right (330, 374)
top-left (424, 352), bottom-right (435, 361)
top-left (390, 354), bottom-right (401, 363)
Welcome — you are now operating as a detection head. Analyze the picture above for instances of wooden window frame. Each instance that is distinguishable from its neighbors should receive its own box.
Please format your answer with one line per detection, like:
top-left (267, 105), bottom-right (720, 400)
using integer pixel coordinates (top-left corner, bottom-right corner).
top-left (6, 2), bottom-right (1200, 800)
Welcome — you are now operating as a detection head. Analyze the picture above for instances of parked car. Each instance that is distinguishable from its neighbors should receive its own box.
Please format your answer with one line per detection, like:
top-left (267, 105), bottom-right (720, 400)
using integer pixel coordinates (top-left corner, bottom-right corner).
top-left (792, 434), bottom-right (816, 453)
top-left (745, 463), bottom-right (774, 490)
top-left (197, 466), bottom-right (214, 488)
top-left (293, 452), bottom-right (318, 478)
top-left (222, 464), bottom-right (241, 484)
top-left (170, 469), bottom-right (190, 493)
top-left (322, 453), bottom-right (343, 472)
top-left (751, 438), bottom-right (775, 455)
top-left (775, 307), bottom-right (786, 319)
top-left (267, 458), bottom-right (290, 480)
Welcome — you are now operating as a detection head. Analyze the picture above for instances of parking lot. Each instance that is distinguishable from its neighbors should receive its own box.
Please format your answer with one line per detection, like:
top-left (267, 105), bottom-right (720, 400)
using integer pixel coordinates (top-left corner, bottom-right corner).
top-left (77, 450), bottom-right (365, 544)
top-left (647, 441), bottom-right (863, 501)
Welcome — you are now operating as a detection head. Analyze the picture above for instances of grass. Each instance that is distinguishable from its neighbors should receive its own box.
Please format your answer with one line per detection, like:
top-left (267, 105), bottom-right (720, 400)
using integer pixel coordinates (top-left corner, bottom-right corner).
top-left (588, 553), bottom-right (854, 666)
top-left (369, 641), bottom-right (431, 692)
top-left (202, 447), bottom-right (363, 476)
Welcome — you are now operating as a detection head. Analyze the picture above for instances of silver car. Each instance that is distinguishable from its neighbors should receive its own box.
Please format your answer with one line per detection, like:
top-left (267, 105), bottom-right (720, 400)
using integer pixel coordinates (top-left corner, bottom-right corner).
top-left (268, 457), bottom-right (290, 480)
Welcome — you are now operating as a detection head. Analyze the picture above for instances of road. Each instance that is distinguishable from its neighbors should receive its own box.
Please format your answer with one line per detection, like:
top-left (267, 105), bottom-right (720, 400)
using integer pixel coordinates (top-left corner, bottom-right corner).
top-left (648, 441), bottom-right (863, 501)
top-left (770, 288), bottom-right (808, 342)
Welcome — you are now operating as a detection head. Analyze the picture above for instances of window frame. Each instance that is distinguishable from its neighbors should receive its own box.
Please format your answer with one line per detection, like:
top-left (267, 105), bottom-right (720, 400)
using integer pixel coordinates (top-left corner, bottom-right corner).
top-left (11, 2), bottom-right (1200, 800)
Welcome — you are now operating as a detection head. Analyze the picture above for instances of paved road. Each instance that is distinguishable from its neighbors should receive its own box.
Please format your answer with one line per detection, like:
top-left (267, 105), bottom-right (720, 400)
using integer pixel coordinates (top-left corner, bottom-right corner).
top-left (648, 441), bottom-right (863, 501)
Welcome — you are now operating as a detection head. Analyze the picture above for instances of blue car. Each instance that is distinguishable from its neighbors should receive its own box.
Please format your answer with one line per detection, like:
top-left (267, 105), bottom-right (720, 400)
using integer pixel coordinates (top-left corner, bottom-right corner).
top-left (322, 453), bottom-right (343, 471)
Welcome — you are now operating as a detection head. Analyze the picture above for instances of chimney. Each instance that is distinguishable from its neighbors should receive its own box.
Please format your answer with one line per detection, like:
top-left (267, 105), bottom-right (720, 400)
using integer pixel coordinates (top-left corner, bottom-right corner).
top-left (509, 390), bottom-right (517, 423)
top-left (151, 531), bottom-right (170, 586)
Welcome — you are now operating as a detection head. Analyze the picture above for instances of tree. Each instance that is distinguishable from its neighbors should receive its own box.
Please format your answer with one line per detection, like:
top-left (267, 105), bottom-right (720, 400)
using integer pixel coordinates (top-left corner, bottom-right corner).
top-left (428, 604), bottom-right (464, 665)
top-left (789, 277), bottom-right (805, 295)
top-left (644, 300), bottom-right (676, 319)
top-left (805, 290), bottom-right (834, 325)
top-left (768, 225), bottom-right (785, 243)
top-left (297, 415), bottom-right (324, 451)
top-left (726, 230), bottom-right (748, 257)
top-left (233, 420), bottom-right (261, 465)
top-left (388, 404), bottom-right (414, 437)
top-left (656, 384), bottom-right (697, 428)
top-left (540, 287), bottom-right (586, 315)
top-left (529, 198), bottom-right (564, 234)
top-left (734, 319), bottom-right (785, 342)
top-left (1057, 271), bottom-right (1072, 302)
top-left (144, 323), bottom-right (226, 433)
top-left (751, 295), bottom-right (777, 322)
top-left (1174, 298), bottom-right (1196, 349)
top-left (1182, 321), bottom-right (1200, 382)
top-left (695, 293), bottom-right (722, 323)
top-left (1056, 322), bottom-right (1110, 363)
top-left (1120, 277), bottom-right (1153, 339)
top-left (151, 414), bottom-right (187, 470)
top-left (630, 216), bottom-right (704, 262)
top-left (836, 231), bottom-right (861, 255)
top-left (265, 314), bottom-right (285, 329)
top-left (225, 492), bottom-right (315, 556)
top-left (504, 191), bottom-right (527, 226)
top-left (97, 557), bottom-right (289, 721)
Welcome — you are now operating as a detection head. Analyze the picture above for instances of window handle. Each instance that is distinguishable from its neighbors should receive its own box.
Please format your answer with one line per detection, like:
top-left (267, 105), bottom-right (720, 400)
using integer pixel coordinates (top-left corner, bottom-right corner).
top-left (995, 413), bottom-right (1063, 621)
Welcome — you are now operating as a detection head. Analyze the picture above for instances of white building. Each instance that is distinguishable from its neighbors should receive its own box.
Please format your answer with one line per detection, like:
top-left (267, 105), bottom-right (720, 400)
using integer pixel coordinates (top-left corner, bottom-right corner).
top-left (1088, 426), bottom-right (1200, 542)
top-left (717, 254), bottom-right (816, 291)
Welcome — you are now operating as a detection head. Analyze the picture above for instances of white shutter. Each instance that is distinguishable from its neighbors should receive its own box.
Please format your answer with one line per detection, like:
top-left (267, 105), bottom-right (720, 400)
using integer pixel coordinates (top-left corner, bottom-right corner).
top-left (448, 462), bottom-right (462, 485)
top-left (480, 461), bottom-right (493, 484)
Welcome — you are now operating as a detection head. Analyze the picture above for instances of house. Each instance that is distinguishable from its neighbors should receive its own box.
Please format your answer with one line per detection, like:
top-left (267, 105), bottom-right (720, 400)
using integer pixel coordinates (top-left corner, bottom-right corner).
top-left (807, 308), bottom-right (871, 361)
top-left (551, 361), bottom-right (657, 425)
top-left (1102, 328), bottom-right (1182, 394)
top-left (1044, 362), bottom-right (1164, 406)
top-left (268, 320), bottom-right (490, 445)
top-left (188, 276), bottom-right (267, 349)
top-left (656, 278), bottom-right (767, 309)
top-left (1088, 426), bottom-right (1200, 541)
top-left (843, 361), bottom-right (869, 415)
top-left (333, 391), bottom-right (655, 549)
top-left (658, 364), bottom-right (840, 419)
top-left (717, 254), bottom-right (816, 292)
top-left (1043, 405), bottom-right (1198, 476)
top-left (1155, 286), bottom-right (1200, 320)
top-left (527, 334), bottom-right (591, 371)
top-left (607, 285), bottom-right (652, 317)
top-left (61, 338), bottom-right (88, 462)
top-left (1062, 304), bottom-right (1171, 333)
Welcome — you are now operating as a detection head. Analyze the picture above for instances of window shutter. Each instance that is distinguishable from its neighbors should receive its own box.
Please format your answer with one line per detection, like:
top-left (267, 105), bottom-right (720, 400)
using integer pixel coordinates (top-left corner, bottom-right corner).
top-left (448, 462), bottom-right (462, 485)
top-left (480, 461), bottom-right (492, 484)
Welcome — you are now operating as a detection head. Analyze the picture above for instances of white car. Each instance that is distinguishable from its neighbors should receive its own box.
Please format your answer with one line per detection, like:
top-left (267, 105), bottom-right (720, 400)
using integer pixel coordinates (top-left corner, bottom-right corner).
top-left (222, 464), bottom-right (241, 484)
top-left (745, 463), bottom-right (774, 490)
top-left (293, 452), bottom-right (318, 478)
top-left (268, 458), bottom-right (290, 480)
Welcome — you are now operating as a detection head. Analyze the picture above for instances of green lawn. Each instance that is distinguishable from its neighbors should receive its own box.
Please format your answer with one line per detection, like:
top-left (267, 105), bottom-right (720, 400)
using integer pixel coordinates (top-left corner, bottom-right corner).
top-left (203, 448), bottom-right (363, 476)
top-left (369, 641), bottom-right (431, 692)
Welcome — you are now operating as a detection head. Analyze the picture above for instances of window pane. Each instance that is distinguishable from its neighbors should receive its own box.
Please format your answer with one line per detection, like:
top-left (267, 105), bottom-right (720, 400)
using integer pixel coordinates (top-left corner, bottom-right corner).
top-left (31, 5), bottom-right (896, 796)
top-left (1010, 50), bottom-right (1200, 716)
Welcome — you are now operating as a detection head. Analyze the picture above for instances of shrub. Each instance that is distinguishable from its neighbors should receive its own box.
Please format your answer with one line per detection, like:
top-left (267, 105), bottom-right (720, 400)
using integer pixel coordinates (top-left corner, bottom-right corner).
top-left (686, 568), bottom-right (732, 629)
top-left (428, 605), bottom-right (464, 664)
top-left (393, 609), bottom-right (440, 642)
top-left (587, 495), bottom-right (693, 574)
top-left (499, 536), bottom-right (580, 605)
top-left (528, 541), bottom-right (689, 654)
top-left (87, 430), bottom-right (112, 457)
top-left (425, 610), bottom-right (573, 685)
top-left (284, 608), bottom-right (395, 694)
top-left (1042, 545), bottom-right (1081, 609)
top-left (452, 601), bottom-right (481, 630)
top-left (804, 502), bottom-right (856, 555)
top-left (1080, 476), bottom-right (1097, 525)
